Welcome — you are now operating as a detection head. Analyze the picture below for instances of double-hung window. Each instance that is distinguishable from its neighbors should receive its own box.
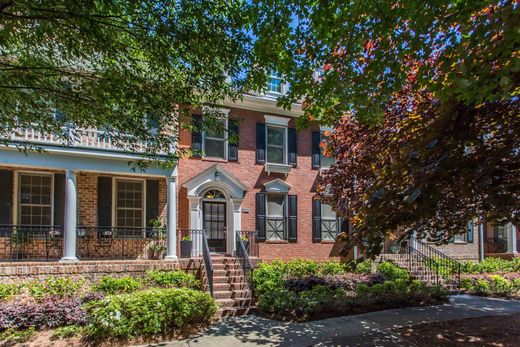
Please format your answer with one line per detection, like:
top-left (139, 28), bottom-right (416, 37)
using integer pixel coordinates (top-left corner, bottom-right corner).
top-left (267, 72), bottom-right (283, 94)
top-left (204, 117), bottom-right (227, 159)
top-left (115, 179), bottom-right (144, 229)
top-left (320, 132), bottom-right (335, 168)
top-left (320, 203), bottom-right (338, 241)
top-left (267, 126), bottom-right (286, 164)
top-left (18, 173), bottom-right (53, 226)
top-left (266, 194), bottom-right (286, 240)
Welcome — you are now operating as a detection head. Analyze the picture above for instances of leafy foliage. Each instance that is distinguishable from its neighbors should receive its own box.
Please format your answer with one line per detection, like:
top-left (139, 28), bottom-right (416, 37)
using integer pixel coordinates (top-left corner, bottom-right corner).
top-left (377, 262), bottom-right (410, 282)
top-left (145, 270), bottom-right (200, 289)
top-left (26, 277), bottom-right (83, 299)
top-left (84, 288), bottom-right (217, 339)
top-left (460, 257), bottom-right (520, 274)
top-left (0, 284), bottom-right (21, 301)
top-left (50, 325), bottom-right (84, 340)
top-left (92, 276), bottom-right (141, 295)
top-left (0, 296), bottom-right (87, 330)
top-left (461, 273), bottom-right (520, 298)
top-left (0, 327), bottom-right (35, 345)
top-left (0, 0), bottom-right (268, 162)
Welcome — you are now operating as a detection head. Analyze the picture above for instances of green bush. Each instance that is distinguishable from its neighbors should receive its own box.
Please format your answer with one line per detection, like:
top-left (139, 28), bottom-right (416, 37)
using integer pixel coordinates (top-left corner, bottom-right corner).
top-left (354, 259), bottom-right (372, 274)
top-left (460, 257), bottom-right (520, 273)
top-left (0, 327), bottom-right (36, 344)
top-left (145, 270), bottom-right (200, 289)
top-left (85, 288), bottom-right (217, 339)
top-left (377, 262), bottom-right (410, 281)
top-left (51, 325), bottom-right (83, 340)
top-left (0, 283), bottom-right (21, 301)
top-left (488, 275), bottom-right (513, 296)
top-left (27, 277), bottom-right (83, 299)
top-left (92, 276), bottom-right (141, 295)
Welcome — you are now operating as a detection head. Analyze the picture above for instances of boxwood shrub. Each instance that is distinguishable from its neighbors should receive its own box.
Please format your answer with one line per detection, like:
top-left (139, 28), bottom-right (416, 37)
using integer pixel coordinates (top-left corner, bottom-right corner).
top-left (92, 276), bottom-right (141, 295)
top-left (84, 288), bottom-right (217, 339)
top-left (145, 270), bottom-right (200, 289)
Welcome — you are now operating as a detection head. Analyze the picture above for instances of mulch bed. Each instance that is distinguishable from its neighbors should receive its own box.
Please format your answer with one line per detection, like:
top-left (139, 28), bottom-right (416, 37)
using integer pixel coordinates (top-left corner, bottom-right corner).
top-left (394, 314), bottom-right (520, 347)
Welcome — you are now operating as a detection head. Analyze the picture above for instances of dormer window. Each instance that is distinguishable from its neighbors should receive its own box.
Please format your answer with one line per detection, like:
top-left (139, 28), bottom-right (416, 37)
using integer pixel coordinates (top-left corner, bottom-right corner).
top-left (267, 75), bottom-right (283, 94)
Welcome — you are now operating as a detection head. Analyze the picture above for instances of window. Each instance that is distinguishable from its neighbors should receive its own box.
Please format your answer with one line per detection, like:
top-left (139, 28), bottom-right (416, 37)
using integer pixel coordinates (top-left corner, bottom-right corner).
top-left (267, 73), bottom-right (283, 94)
top-left (453, 233), bottom-right (468, 242)
top-left (266, 194), bottom-right (286, 240)
top-left (18, 173), bottom-right (53, 225)
top-left (267, 126), bottom-right (286, 164)
top-left (204, 189), bottom-right (225, 199)
top-left (204, 117), bottom-right (227, 159)
top-left (321, 203), bottom-right (338, 241)
top-left (320, 132), bottom-right (335, 168)
top-left (115, 180), bottom-right (144, 228)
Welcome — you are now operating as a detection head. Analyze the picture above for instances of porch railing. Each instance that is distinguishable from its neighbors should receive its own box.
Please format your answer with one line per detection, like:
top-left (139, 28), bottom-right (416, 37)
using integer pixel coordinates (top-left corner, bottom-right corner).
top-left (484, 239), bottom-right (508, 254)
top-left (8, 127), bottom-right (166, 155)
top-left (238, 230), bottom-right (259, 258)
top-left (236, 230), bottom-right (254, 298)
top-left (0, 225), bottom-right (63, 262)
top-left (178, 229), bottom-right (214, 296)
top-left (76, 226), bottom-right (166, 260)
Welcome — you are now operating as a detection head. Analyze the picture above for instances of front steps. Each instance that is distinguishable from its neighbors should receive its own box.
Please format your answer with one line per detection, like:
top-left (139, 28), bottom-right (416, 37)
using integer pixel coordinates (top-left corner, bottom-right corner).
top-left (204, 255), bottom-right (255, 317)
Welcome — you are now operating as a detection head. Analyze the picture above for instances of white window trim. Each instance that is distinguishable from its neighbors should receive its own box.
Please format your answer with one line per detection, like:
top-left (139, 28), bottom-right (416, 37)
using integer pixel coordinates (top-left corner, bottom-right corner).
top-left (14, 171), bottom-right (54, 226)
top-left (320, 202), bottom-right (338, 241)
top-left (266, 193), bottom-right (288, 241)
top-left (112, 177), bottom-right (146, 229)
top-left (202, 107), bottom-right (230, 160)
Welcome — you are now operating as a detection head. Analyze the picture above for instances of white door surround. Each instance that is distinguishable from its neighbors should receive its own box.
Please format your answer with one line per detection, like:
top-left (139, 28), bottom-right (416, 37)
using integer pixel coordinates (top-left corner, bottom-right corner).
top-left (183, 164), bottom-right (247, 255)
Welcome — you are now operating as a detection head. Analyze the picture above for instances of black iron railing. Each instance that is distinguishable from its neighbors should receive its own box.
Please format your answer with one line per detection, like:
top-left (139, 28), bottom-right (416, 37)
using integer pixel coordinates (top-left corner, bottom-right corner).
top-left (178, 229), bottom-right (214, 296)
top-left (238, 230), bottom-right (259, 258)
top-left (76, 226), bottom-right (165, 260)
top-left (202, 231), bottom-right (214, 296)
top-left (0, 225), bottom-right (64, 262)
top-left (484, 239), bottom-right (508, 254)
top-left (236, 229), bottom-right (254, 298)
top-left (410, 237), bottom-right (461, 289)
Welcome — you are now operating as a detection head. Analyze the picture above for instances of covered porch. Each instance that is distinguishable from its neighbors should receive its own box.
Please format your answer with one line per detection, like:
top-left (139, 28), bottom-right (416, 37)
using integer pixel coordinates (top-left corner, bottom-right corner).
top-left (483, 222), bottom-right (519, 259)
top-left (0, 147), bottom-right (179, 262)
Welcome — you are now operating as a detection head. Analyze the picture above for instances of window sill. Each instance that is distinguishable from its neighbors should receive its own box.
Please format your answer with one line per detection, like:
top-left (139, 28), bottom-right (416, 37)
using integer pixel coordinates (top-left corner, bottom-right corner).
top-left (265, 240), bottom-right (289, 244)
top-left (453, 241), bottom-right (468, 245)
top-left (202, 157), bottom-right (228, 163)
top-left (265, 163), bottom-right (292, 175)
top-left (320, 240), bottom-right (336, 244)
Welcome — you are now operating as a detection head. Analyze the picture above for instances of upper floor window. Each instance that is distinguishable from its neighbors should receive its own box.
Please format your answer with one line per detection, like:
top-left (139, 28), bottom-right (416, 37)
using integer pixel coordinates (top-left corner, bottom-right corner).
top-left (267, 75), bottom-right (283, 94)
top-left (312, 128), bottom-right (335, 169)
top-left (320, 132), bottom-right (335, 168)
top-left (320, 203), bottom-right (338, 241)
top-left (204, 117), bottom-right (227, 159)
top-left (267, 125), bottom-right (286, 164)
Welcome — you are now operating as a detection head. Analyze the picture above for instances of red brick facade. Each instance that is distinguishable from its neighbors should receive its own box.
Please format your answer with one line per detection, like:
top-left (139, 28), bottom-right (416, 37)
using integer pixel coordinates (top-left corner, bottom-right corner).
top-left (177, 106), bottom-right (343, 261)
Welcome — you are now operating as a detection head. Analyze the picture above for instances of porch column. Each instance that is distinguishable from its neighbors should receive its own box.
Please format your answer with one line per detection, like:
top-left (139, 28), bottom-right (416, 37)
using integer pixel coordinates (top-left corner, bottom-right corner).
top-left (509, 223), bottom-right (518, 255)
top-left (165, 176), bottom-right (178, 261)
top-left (478, 222), bottom-right (485, 261)
top-left (60, 170), bottom-right (78, 262)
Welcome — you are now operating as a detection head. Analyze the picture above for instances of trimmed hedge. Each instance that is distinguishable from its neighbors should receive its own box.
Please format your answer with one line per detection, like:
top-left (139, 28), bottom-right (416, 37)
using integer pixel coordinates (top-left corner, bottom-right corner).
top-left (92, 276), bottom-right (141, 295)
top-left (85, 288), bottom-right (217, 339)
top-left (145, 270), bottom-right (200, 289)
top-left (460, 257), bottom-right (520, 274)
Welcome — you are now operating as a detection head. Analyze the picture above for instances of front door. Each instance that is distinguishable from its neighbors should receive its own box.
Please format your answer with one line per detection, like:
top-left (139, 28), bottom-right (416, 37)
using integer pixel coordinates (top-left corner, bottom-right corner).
top-left (202, 201), bottom-right (226, 253)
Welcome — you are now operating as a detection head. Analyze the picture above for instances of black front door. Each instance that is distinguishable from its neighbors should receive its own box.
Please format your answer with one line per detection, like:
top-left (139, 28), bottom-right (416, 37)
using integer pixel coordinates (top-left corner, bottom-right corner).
top-left (203, 201), bottom-right (226, 253)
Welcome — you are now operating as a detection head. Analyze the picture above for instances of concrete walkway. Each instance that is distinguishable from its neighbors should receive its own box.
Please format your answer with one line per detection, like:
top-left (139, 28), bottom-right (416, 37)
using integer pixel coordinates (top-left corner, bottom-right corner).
top-left (145, 296), bottom-right (520, 347)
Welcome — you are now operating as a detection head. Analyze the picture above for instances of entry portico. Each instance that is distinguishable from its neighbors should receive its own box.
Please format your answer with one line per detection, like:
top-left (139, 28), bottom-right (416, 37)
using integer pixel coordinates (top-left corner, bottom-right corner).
top-left (183, 164), bottom-right (247, 255)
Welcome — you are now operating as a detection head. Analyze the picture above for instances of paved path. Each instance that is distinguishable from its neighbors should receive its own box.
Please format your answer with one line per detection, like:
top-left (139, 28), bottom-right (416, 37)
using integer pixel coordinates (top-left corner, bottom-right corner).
top-left (144, 295), bottom-right (520, 347)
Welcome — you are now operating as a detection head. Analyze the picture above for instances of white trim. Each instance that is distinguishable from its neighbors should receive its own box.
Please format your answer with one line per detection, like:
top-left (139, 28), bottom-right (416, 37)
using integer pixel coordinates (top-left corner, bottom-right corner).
top-left (112, 177), bottom-right (146, 229)
top-left (14, 171), bottom-right (55, 225)
top-left (264, 115), bottom-right (290, 127)
top-left (265, 123), bottom-right (289, 168)
top-left (264, 178), bottom-right (291, 193)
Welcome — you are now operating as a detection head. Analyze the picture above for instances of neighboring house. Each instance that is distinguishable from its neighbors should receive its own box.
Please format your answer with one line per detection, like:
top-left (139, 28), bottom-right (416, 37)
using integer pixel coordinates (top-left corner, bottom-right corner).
top-left (482, 222), bottom-right (519, 259)
top-left (0, 76), bottom-right (496, 264)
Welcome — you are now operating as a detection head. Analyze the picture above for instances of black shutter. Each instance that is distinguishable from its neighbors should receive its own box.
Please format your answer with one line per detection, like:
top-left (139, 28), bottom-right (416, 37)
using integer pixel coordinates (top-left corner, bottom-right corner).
top-left (53, 173), bottom-right (65, 227)
top-left (256, 192), bottom-right (266, 241)
top-left (312, 131), bottom-right (321, 169)
top-left (146, 179), bottom-right (159, 227)
top-left (191, 115), bottom-right (202, 156)
top-left (288, 128), bottom-right (297, 167)
top-left (312, 199), bottom-right (322, 242)
top-left (467, 221), bottom-right (474, 243)
top-left (288, 195), bottom-right (297, 242)
top-left (340, 217), bottom-right (349, 235)
top-left (97, 177), bottom-right (112, 227)
top-left (0, 170), bottom-right (13, 224)
top-left (256, 123), bottom-right (266, 164)
top-left (228, 119), bottom-right (239, 161)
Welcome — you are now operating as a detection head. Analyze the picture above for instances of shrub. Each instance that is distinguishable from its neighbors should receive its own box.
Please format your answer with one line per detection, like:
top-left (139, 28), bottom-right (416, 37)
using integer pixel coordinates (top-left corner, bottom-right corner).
top-left (317, 262), bottom-right (345, 276)
top-left (51, 325), bottom-right (83, 340)
top-left (0, 327), bottom-right (35, 344)
top-left (284, 273), bottom-right (386, 292)
top-left (92, 276), bottom-right (141, 295)
top-left (0, 284), bottom-right (21, 301)
top-left (26, 277), bottom-right (83, 299)
top-left (145, 270), bottom-right (200, 289)
top-left (460, 257), bottom-right (520, 274)
top-left (85, 288), bottom-right (217, 339)
top-left (460, 273), bottom-right (520, 298)
top-left (0, 296), bottom-right (87, 330)
top-left (377, 262), bottom-right (410, 281)
top-left (81, 291), bottom-right (105, 304)
top-left (354, 259), bottom-right (372, 274)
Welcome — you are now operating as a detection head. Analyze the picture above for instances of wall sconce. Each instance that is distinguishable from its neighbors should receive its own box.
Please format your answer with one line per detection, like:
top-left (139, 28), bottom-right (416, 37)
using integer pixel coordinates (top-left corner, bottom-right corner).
top-left (214, 171), bottom-right (220, 181)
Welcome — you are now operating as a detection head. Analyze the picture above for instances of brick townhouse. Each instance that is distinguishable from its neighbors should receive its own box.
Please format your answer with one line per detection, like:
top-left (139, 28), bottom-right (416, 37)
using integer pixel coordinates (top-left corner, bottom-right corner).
top-left (0, 76), bottom-right (517, 268)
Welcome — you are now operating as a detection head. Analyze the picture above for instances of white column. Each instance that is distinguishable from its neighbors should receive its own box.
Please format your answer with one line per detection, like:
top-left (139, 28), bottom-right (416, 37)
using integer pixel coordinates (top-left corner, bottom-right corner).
top-left (60, 170), bottom-right (78, 262)
top-left (165, 176), bottom-right (178, 260)
top-left (188, 197), bottom-right (202, 257)
top-left (509, 223), bottom-right (518, 255)
top-left (479, 222), bottom-right (485, 261)
top-left (229, 199), bottom-right (242, 256)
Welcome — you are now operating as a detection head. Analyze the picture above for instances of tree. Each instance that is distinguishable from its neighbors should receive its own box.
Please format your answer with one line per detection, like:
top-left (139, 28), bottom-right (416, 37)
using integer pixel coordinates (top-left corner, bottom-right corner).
top-left (251, 0), bottom-right (519, 253)
top-left (0, 0), bottom-right (264, 164)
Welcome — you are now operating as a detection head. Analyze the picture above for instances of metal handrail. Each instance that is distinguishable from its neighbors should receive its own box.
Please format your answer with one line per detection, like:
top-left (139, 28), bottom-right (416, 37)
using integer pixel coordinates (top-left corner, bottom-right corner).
top-left (0, 224), bottom-right (63, 262)
top-left (201, 231), bottom-right (214, 297)
top-left (236, 229), bottom-right (254, 300)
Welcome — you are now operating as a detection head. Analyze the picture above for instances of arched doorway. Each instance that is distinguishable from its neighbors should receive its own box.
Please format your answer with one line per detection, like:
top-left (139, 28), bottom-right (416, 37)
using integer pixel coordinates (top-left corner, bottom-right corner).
top-left (202, 189), bottom-right (227, 253)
